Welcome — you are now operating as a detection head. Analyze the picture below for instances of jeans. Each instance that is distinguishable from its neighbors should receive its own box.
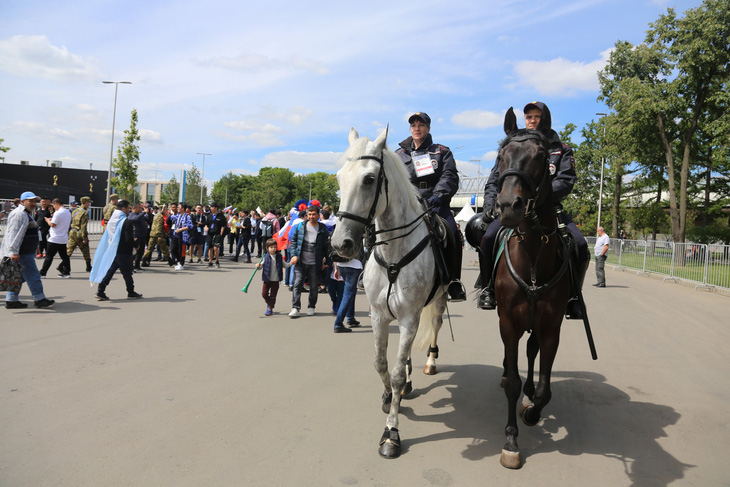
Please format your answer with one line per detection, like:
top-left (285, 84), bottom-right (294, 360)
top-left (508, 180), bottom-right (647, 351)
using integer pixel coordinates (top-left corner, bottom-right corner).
top-left (262, 281), bottom-right (280, 309)
top-left (595, 254), bottom-right (607, 285)
top-left (236, 235), bottom-right (251, 261)
top-left (292, 263), bottom-right (319, 310)
top-left (334, 266), bottom-right (359, 326)
top-left (5, 253), bottom-right (46, 302)
top-left (328, 276), bottom-right (344, 312)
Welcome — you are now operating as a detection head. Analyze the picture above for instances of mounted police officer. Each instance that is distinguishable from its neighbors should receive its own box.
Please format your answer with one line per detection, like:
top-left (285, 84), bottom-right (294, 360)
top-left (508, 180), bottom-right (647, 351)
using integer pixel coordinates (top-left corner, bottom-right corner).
top-left (67, 196), bottom-right (92, 271)
top-left (476, 101), bottom-right (589, 317)
top-left (395, 112), bottom-right (466, 302)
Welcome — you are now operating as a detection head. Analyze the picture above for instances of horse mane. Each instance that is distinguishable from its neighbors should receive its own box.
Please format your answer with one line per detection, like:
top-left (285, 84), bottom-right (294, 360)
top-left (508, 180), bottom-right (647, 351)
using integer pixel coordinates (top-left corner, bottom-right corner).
top-left (339, 134), bottom-right (422, 214)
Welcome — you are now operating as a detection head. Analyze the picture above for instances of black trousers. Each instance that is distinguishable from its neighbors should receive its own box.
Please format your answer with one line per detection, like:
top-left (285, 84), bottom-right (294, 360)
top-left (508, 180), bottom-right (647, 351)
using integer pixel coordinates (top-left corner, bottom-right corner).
top-left (134, 238), bottom-right (145, 268)
top-left (98, 254), bottom-right (135, 293)
top-left (41, 242), bottom-right (70, 275)
top-left (170, 237), bottom-right (184, 265)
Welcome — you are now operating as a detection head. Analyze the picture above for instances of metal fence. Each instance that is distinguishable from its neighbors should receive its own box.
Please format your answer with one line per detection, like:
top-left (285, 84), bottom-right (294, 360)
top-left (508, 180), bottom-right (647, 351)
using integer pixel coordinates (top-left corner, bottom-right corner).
top-left (587, 236), bottom-right (730, 293)
top-left (0, 201), bottom-right (106, 240)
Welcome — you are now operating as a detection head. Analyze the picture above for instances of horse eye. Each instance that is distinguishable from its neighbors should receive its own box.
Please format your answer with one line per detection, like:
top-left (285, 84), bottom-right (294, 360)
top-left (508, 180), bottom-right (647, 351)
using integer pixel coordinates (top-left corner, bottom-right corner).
top-left (363, 175), bottom-right (376, 185)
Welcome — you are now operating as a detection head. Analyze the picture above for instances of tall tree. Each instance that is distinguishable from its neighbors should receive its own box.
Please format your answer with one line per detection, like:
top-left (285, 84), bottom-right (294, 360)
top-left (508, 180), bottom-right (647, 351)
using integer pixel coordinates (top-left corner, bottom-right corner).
top-left (185, 163), bottom-right (206, 206)
top-left (111, 109), bottom-right (141, 201)
top-left (159, 174), bottom-right (180, 206)
top-left (599, 0), bottom-right (730, 243)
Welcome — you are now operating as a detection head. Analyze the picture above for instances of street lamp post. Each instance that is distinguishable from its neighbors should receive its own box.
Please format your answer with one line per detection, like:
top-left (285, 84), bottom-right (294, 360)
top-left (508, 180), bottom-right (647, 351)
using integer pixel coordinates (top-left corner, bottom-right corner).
top-left (197, 153), bottom-right (211, 204)
top-left (596, 113), bottom-right (607, 228)
top-left (102, 81), bottom-right (132, 203)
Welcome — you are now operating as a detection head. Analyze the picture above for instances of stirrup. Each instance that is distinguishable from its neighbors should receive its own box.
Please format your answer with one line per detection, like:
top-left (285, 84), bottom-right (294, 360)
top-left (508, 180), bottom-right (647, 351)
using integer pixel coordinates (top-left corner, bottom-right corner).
top-left (447, 281), bottom-right (466, 302)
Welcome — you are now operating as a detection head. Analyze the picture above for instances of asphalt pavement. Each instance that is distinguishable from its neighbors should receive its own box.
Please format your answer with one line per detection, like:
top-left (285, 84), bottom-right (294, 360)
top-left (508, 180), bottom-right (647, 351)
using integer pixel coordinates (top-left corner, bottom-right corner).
top-left (1, 249), bottom-right (729, 486)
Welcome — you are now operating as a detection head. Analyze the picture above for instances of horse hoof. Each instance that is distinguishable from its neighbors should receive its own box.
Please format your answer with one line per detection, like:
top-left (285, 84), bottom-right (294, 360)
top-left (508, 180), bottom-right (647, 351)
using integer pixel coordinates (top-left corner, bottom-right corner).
top-left (423, 365), bottom-right (437, 375)
top-left (521, 405), bottom-right (539, 427)
top-left (500, 449), bottom-right (522, 469)
top-left (378, 428), bottom-right (401, 459)
top-left (402, 381), bottom-right (413, 396)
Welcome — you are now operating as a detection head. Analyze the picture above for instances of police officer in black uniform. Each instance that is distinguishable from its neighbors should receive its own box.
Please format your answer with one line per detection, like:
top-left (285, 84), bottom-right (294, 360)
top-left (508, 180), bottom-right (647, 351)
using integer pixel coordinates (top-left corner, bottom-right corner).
top-left (477, 101), bottom-right (589, 317)
top-left (396, 112), bottom-right (466, 302)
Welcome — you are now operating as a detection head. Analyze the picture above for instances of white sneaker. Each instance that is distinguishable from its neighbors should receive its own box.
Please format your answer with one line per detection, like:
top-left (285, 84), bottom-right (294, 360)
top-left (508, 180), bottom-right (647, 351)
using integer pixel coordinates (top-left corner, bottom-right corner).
top-left (288, 308), bottom-right (300, 318)
top-left (174, 264), bottom-right (183, 271)
top-left (307, 307), bottom-right (315, 316)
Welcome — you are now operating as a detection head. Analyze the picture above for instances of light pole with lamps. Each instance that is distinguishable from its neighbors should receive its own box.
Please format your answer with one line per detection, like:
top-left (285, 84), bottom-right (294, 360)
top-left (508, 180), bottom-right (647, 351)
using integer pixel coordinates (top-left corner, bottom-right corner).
top-left (196, 153), bottom-right (211, 204)
top-left (595, 113), bottom-right (607, 228)
top-left (102, 81), bottom-right (132, 203)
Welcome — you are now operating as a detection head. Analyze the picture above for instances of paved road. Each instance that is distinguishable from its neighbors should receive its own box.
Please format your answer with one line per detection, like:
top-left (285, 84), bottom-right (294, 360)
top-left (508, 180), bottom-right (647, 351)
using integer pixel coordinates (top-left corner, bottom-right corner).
top-left (1, 250), bottom-right (728, 486)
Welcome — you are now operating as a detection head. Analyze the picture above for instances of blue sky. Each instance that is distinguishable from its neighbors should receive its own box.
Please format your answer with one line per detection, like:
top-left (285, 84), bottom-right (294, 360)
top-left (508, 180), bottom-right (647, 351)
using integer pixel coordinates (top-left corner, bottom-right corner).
top-left (0, 0), bottom-right (702, 186)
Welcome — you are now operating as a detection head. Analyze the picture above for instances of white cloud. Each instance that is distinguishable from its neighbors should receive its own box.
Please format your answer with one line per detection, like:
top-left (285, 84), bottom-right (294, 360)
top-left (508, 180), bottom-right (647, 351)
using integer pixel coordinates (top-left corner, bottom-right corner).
top-left (513, 48), bottom-right (612, 96)
top-left (198, 53), bottom-right (329, 75)
top-left (0, 35), bottom-right (101, 80)
top-left (451, 110), bottom-right (504, 129)
top-left (12, 121), bottom-right (75, 140)
top-left (253, 151), bottom-right (342, 171)
top-left (139, 129), bottom-right (163, 144)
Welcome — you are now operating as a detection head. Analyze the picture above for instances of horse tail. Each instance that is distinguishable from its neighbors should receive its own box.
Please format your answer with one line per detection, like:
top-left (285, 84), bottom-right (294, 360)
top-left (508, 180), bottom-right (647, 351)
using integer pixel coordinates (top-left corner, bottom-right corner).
top-left (413, 302), bottom-right (438, 351)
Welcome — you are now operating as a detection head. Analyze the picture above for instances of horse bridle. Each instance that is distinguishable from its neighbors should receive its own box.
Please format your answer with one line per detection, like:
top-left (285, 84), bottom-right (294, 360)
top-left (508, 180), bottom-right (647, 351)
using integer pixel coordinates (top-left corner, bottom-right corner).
top-left (336, 150), bottom-right (440, 318)
top-left (497, 131), bottom-right (550, 218)
top-left (336, 153), bottom-right (389, 227)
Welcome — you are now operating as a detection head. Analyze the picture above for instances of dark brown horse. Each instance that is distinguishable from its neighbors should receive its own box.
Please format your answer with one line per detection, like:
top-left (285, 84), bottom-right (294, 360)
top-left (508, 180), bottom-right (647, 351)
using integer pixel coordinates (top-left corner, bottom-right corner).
top-left (494, 107), bottom-right (573, 469)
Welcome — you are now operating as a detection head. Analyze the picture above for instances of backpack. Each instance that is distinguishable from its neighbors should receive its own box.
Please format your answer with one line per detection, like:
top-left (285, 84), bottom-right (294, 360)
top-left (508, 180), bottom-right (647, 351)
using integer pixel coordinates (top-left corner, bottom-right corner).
top-left (261, 219), bottom-right (274, 238)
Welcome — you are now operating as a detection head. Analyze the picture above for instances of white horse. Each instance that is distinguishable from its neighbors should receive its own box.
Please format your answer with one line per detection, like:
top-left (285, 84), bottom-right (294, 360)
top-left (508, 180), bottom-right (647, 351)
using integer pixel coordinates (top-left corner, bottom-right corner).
top-left (331, 127), bottom-right (447, 459)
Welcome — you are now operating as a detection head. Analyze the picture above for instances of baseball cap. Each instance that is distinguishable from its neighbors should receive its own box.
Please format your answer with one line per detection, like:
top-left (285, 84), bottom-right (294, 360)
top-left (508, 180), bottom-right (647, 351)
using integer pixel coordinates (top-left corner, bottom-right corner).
top-left (20, 191), bottom-right (41, 201)
top-left (408, 112), bottom-right (431, 126)
top-left (523, 101), bottom-right (546, 113)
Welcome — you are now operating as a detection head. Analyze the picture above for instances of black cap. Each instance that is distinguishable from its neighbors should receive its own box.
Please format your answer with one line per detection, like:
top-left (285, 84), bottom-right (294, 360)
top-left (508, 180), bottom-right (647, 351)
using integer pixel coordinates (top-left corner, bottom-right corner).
top-left (523, 101), bottom-right (546, 113)
top-left (408, 112), bottom-right (431, 126)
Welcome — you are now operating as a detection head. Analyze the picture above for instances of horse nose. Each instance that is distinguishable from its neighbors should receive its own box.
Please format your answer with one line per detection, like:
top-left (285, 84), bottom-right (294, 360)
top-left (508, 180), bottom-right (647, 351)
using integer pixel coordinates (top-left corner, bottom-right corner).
top-left (498, 196), bottom-right (524, 216)
top-left (339, 238), bottom-right (355, 255)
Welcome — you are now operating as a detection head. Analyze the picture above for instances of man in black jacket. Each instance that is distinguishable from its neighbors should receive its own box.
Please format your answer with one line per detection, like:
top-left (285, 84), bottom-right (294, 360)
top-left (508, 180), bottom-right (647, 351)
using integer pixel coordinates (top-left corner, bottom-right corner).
top-left (477, 101), bottom-right (588, 317)
top-left (95, 200), bottom-right (143, 301)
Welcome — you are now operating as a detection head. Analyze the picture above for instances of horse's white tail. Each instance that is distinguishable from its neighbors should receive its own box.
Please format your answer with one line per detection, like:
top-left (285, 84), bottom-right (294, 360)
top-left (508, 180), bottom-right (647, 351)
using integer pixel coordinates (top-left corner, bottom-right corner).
top-left (413, 302), bottom-right (438, 351)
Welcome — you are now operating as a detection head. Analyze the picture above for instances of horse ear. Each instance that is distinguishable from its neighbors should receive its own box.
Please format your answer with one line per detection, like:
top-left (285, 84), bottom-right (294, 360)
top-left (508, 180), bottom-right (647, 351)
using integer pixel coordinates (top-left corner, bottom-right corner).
top-left (373, 124), bottom-right (389, 151)
top-left (504, 107), bottom-right (517, 135)
top-left (537, 105), bottom-right (552, 134)
top-left (348, 127), bottom-right (360, 145)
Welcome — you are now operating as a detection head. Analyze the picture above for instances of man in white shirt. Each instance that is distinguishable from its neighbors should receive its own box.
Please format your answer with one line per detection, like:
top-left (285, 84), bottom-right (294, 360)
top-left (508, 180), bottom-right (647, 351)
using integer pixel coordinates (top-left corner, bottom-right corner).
top-left (593, 226), bottom-right (610, 288)
top-left (40, 198), bottom-right (72, 278)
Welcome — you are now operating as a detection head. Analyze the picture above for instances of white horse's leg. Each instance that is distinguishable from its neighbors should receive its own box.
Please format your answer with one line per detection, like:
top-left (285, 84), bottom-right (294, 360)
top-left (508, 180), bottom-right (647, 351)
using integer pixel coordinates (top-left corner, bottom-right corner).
top-left (424, 296), bottom-right (446, 375)
top-left (372, 312), bottom-right (392, 413)
top-left (379, 316), bottom-right (418, 459)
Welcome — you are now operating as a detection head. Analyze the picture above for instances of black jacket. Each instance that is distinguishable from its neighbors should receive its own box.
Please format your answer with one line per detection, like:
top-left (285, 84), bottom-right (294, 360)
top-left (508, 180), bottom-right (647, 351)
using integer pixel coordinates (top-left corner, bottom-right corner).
top-left (395, 133), bottom-right (459, 206)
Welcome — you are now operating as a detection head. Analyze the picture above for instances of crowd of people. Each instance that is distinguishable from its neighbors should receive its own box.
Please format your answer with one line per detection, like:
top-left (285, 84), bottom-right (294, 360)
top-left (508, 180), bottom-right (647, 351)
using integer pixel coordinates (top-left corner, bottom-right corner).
top-left (1, 192), bottom-right (364, 333)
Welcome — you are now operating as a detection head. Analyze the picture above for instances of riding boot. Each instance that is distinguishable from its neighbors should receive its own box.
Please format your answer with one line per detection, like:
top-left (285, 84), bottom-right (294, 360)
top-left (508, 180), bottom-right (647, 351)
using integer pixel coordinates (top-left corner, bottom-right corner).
top-left (565, 254), bottom-right (589, 320)
top-left (477, 244), bottom-right (496, 310)
top-left (447, 248), bottom-right (466, 302)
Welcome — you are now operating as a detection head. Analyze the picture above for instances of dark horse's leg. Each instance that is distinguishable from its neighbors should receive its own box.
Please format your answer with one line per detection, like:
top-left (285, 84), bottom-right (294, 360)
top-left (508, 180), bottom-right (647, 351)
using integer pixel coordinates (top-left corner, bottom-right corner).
top-left (522, 332), bottom-right (539, 401)
top-left (500, 334), bottom-right (523, 469)
top-left (522, 327), bottom-right (560, 426)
